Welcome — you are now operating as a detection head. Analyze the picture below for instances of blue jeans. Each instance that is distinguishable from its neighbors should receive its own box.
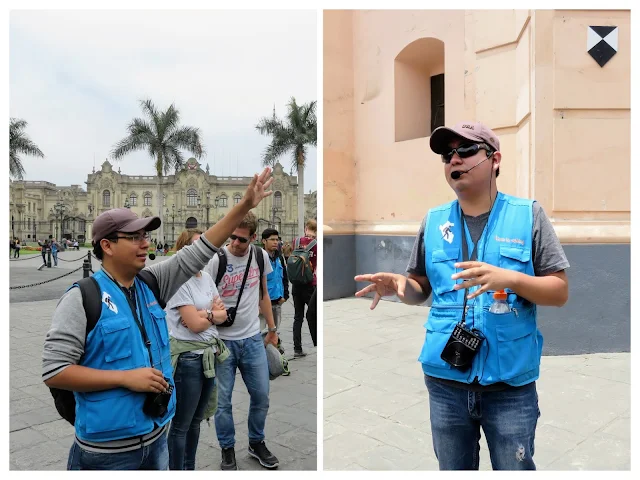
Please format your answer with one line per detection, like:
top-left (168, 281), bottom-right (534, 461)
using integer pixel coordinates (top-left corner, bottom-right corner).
top-left (52, 251), bottom-right (58, 266)
top-left (425, 376), bottom-right (540, 470)
top-left (168, 352), bottom-right (216, 470)
top-left (214, 332), bottom-right (270, 449)
top-left (67, 431), bottom-right (169, 470)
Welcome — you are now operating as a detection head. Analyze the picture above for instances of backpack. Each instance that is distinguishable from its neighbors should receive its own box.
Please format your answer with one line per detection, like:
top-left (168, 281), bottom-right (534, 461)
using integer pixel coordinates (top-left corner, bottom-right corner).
top-left (286, 238), bottom-right (316, 285)
top-left (49, 270), bottom-right (164, 426)
top-left (213, 245), bottom-right (265, 299)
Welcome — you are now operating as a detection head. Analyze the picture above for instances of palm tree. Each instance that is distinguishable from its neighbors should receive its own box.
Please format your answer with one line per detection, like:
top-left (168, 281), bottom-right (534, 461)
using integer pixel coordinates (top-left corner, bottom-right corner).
top-left (10, 118), bottom-right (44, 180)
top-left (256, 97), bottom-right (317, 237)
top-left (111, 99), bottom-right (204, 241)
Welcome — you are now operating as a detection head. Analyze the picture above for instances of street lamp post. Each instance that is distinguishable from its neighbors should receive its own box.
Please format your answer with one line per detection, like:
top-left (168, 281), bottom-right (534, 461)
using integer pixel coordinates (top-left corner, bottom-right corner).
top-left (168, 204), bottom-right (181, 246)
top-left (200, 191), bottom-right (218, 229)
top-left (51, 202), bottom-right (67, 241)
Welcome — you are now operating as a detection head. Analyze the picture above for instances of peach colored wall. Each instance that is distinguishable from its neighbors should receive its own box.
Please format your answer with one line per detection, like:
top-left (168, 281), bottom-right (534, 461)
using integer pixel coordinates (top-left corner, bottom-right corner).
top-left (323, 9), bottom-right (630, 242)
top-left (323, 10), bottom-right (356, 232)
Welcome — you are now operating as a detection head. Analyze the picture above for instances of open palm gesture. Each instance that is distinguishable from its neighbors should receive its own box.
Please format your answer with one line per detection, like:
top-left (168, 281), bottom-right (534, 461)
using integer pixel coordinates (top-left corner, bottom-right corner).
top-left (244, 167), bottom-right (274, 208)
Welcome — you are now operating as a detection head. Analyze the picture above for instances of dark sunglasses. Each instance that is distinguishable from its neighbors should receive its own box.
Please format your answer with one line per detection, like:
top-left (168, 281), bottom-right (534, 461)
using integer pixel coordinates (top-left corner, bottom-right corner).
top-left (441, 143), bottom-right (492, 164)
top-left (230, 234), bottom-right (249, 244)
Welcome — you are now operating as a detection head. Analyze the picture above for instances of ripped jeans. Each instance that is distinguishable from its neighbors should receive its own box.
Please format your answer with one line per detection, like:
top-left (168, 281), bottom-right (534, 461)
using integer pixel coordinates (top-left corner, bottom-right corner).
top-left (425, 376), bottom-right (539, 470)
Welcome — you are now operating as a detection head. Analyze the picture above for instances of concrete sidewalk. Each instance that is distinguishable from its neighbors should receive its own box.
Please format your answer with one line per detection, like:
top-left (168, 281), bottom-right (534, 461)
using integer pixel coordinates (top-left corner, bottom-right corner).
top-left (323, 298), bottom-right (630, 471)
top-left (9, 273), bottom-right (317, 471)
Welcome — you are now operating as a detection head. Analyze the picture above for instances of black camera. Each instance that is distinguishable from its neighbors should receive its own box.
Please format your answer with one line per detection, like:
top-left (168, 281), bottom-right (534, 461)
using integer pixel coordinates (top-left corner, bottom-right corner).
top-left (440, 323), bottom-right (484, 371)
top-left (217, 306), bottom-right (237, 328)
top-left (143, 377), bottom-right (174, 418)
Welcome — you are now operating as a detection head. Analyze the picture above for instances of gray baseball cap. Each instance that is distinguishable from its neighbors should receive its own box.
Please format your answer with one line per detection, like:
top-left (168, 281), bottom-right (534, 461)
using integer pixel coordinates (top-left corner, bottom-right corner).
top-left (92, 208), bottom-right (161, 244)
top-left (430, 121), bottom-right (500, 155)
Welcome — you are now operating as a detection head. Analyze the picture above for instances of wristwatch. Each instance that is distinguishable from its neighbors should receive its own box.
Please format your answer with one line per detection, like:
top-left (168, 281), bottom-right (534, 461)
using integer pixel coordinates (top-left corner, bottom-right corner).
top-left (206, 309), bottom-right (214, 324)
top-left (268, 327), bottom-right (278, 333)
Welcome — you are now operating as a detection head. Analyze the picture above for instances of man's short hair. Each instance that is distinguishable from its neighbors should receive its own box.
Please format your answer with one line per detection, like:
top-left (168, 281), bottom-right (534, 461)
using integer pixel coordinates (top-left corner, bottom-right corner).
top-left (239, 211), bottom-right (258, 236)
top-left (305, 219), bottom-right (317, 232)
top-left (261, 228), bottom-right (279, 240)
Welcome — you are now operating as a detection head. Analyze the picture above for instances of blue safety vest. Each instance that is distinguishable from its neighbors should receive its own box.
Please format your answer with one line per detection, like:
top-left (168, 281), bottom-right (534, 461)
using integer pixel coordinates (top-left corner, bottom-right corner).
top-left (72, 270), bottom-right (176, 442)
top-left (419, 192), bottom-right (543, 386)
top-left (267, 254), bottom-right (285, 300)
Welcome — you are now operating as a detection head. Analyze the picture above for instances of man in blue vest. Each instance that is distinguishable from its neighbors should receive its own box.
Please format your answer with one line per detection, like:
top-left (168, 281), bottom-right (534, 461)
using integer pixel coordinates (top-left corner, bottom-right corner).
top-left (355, 121), bottom-right (569, 470)
top-left (42, 168), bottom-right (274, 470)
top-left (260, 228), bottom-right (289, 348)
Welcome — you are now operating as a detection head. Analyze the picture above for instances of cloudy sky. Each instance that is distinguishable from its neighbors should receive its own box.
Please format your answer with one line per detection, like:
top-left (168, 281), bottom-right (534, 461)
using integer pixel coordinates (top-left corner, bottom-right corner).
top-left (10, 9), bottom-right (317, 192)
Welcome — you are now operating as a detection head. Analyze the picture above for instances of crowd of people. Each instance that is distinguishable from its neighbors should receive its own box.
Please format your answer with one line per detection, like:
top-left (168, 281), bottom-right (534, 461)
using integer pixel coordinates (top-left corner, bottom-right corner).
top-left (42, 167), bottom-right (318, 470)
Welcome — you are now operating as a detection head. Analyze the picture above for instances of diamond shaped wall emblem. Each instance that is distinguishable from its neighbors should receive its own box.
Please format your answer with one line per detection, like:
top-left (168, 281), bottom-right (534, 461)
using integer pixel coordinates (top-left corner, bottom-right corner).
top-left (587, 26), bottom-right (618, 67)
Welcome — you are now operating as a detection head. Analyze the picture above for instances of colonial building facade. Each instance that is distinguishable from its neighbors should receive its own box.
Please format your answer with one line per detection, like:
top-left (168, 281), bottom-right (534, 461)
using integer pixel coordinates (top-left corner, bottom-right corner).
top-left (9, 159), bottom-right (315, 245)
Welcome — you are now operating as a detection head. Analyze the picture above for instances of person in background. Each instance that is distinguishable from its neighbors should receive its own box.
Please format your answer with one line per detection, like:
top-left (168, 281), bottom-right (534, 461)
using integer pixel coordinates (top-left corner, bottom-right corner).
top-left (291, 219), bottom-right (317, 358)
top-left (261, 228), bottom-right (289, 353)
top-left (166, 228), bottom-right (229, 470)
top-left (51, 238), bottom-right (59, 267)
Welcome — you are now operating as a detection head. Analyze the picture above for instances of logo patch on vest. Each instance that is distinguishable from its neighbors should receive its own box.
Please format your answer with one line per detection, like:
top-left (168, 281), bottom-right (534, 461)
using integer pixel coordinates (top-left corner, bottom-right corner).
top-left (102, 292), bottom-right (118, 314)
top-left (439, 221), bottom-right (455, 244)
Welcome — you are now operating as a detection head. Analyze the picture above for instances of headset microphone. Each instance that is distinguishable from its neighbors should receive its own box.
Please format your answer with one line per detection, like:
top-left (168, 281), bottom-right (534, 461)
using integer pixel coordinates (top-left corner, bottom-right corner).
top-left (149, 253), bottom-right (156, 260)
top-left (450, 152), bottom-right (494, 180)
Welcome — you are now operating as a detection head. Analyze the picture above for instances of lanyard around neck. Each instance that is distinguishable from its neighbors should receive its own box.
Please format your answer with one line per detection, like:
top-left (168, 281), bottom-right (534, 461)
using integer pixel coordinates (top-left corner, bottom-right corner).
top-left (104, 273), bottom-right (155, 367)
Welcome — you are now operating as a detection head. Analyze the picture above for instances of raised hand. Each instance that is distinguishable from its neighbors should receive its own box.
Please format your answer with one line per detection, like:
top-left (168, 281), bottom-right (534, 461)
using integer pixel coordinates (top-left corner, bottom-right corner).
top-left (243, 167), bottom-right (274, 208)
top-left (354, 272), bottom-right (408, 310)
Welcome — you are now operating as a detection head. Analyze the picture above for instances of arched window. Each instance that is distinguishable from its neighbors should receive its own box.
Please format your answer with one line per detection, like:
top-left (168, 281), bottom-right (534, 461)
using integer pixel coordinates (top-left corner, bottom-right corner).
top-left (187, 189), bottom-right (198, 207)
top-left (185, 217), bottom-right (198, 229)
top-left (274, 191), bottom-right (282, 208)
top-left (144, 192), bottom-right (152, 206)
top-left (219, 194), bottom-right (228, 207)
top-left (233, 193), bottom-right (242, 205)
top-left (129, 192), bottom-right (138, 206)
top-left (394, 37), bottom-right (445, 142)
top-left (103, 190), bottom-right (110, 207)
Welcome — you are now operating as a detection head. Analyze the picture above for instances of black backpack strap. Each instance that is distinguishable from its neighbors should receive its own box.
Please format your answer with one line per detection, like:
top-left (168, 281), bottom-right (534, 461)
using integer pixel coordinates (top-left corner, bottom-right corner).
top-left (215, 249), bottom-right (227, 287)
top-left (76, 277), bottom-right (101, 336)
top-left (255, 245), bottom-right (265, 299)
top-left (136, 269), bottom-right (165, 309)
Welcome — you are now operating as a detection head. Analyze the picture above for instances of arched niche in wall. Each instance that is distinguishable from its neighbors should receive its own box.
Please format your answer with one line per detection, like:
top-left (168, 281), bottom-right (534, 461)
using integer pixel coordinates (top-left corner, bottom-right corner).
top-left (394, 37), bottom-right (445, 142)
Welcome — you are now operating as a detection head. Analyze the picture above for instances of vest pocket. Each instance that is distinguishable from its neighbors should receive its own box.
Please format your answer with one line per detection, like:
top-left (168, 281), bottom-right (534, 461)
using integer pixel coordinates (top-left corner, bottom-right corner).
top-left (421, 316), bottom-right (457, 369)
top-left (429, 248), bottom-right (459, 296)
top-left (498, 246), bottom-right (531, 274)
top-left (151, 310), bottom-right (169, 346)
top-left (84, 391), bottom-right (137, 434)
top-left (101, 318), bottom-right (133, 363)
top-left (494, 316), bottom-right (538, 381)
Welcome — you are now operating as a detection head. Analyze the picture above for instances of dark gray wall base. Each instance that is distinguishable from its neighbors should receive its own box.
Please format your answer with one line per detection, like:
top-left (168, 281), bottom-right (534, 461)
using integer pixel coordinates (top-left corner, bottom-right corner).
top-left (323, 234), bottom-right (356, 300)
top-left (326, 234), bottom-right (630, 356)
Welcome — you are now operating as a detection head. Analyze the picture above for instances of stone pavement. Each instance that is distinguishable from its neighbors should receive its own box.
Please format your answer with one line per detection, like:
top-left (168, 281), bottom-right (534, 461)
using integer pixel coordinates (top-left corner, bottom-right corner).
top-left (324, 298), bottom-right (630, 471)
top-left (9, 254), bottom-right (317, 471)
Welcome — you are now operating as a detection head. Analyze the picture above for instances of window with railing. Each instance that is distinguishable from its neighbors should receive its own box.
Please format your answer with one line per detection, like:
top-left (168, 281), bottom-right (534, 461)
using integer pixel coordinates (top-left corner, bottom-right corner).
top-left (274, 191), bottom-right (282, 208)
top-left (103, 190), bottom-right (110, 207)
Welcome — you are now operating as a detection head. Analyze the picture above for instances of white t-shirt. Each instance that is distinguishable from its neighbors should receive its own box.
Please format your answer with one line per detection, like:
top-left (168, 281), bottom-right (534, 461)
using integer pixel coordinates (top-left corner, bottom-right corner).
top-left (204, 246), bottom-right (272, 341)
top-left (165, 271), bottom-right (219, 354)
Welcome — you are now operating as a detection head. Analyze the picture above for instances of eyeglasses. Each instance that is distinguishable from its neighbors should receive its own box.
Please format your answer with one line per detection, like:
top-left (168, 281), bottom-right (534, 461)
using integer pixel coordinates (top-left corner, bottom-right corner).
top-left (230, 234), bottom-right (249, 244)
top-left (442, 143), bottom-right (492, 164)
top-left (110, 232), bottom-right (151, 244)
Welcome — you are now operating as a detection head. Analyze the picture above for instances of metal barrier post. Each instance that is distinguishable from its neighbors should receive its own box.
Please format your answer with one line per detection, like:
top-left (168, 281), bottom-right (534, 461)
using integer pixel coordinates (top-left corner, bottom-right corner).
top-left (83, 258), bottom-right (91, 278)
top-left (47, 249), bottom-right (52, 268)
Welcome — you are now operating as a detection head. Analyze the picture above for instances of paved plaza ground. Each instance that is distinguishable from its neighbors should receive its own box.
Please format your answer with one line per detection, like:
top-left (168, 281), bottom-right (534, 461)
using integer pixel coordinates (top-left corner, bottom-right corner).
top-left (9, 250), bottom-right (317, 471)
top-left (324, 298), bottom-right (630, 471)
